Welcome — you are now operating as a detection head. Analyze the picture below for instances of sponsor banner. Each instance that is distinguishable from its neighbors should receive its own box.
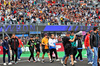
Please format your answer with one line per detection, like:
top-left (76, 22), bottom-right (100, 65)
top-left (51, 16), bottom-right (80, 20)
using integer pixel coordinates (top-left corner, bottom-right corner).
top-left (0, 46), bottom-right (3, 54)
top-left (56, 43), bottom-right (64, 52)
top-left (0, 25), bottom-right (97, 33)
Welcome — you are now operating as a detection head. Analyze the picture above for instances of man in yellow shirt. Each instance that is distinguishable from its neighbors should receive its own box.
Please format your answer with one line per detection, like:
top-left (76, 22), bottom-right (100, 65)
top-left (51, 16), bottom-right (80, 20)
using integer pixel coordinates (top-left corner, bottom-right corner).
top-left (41, 33), bottom-right (54, 63)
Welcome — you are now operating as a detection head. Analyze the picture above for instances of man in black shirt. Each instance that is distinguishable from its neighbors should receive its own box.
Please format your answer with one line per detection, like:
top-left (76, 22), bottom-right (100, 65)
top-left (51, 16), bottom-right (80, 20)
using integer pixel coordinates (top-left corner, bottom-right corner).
top-left (34, 36), bottom-right (41, 61)
top-left (28, 36), bottom-right (36, 62)
top-left (62, 32), bottom-right (76, 66)
top-left (9, 34), bottom-right (19, 64)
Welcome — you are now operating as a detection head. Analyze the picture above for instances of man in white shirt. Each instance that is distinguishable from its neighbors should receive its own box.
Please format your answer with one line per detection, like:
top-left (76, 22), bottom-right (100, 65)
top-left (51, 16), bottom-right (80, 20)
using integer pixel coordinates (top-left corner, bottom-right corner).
top-left (49, 34), bottom-right (60, 61)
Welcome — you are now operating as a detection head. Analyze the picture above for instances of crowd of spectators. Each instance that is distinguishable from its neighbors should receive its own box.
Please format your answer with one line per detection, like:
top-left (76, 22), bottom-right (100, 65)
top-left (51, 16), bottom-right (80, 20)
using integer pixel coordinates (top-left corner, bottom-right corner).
top-left (0, 0), bottom-right (100, 26)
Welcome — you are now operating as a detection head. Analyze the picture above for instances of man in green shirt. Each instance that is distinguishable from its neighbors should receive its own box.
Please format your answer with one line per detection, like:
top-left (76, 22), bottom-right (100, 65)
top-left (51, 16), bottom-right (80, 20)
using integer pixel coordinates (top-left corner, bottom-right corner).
top-left (70, 31), bottom-right (77, 64)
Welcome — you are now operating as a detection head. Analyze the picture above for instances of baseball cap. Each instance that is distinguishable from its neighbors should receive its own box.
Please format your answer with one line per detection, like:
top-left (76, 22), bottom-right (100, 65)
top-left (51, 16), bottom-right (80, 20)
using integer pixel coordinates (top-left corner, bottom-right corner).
top-left (66, 31), bottom-right (71, 34)
top-left (4, 35), bottom-right (8, 38)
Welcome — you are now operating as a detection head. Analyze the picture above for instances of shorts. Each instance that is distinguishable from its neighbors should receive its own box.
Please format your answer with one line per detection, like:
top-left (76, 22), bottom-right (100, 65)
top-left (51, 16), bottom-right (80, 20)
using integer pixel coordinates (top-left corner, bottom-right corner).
top-left (98, 47), bottom-right (100, 58)
top-left (65, 47), bottom-right (73, 57)
top-left (42, 49), bottom-right (50, 54)
top-left (36, 49), bottom-right (40, 53)
top-left (72, 47), bottom-right (77, 55)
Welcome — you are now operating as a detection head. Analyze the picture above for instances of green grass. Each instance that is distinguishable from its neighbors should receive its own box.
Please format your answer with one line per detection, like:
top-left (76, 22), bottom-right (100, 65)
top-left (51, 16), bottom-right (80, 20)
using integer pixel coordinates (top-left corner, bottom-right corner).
top-left (0, 49), bottom-right (87, 58)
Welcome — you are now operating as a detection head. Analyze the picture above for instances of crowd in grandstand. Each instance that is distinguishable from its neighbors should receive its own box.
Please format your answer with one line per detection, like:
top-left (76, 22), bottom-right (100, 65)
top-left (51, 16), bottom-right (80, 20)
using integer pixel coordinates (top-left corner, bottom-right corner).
top-left (0, 0), bottom-right (100, 25)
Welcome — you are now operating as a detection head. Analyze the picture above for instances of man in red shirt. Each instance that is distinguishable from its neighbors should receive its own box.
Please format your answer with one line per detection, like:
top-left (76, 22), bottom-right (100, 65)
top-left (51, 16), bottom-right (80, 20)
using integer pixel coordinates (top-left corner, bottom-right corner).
top-left (17, 37), bottom-right (24, 61)
top-left (84, 32), bottom-right (93, 64)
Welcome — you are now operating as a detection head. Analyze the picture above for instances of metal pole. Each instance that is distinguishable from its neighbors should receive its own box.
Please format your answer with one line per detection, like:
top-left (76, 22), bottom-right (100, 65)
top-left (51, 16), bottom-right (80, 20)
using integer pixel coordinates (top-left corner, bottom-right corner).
top-left (2, 31), bottom-right (4, 40)
top-left (37, 23), bottom-right (38, 36)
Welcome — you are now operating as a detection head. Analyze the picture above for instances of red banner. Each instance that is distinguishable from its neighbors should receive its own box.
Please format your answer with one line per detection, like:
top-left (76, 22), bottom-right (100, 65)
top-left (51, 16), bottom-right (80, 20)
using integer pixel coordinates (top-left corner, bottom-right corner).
top-left (0, 46), bottom-right (3, 54)
top-left (56, 43), bottom-right (64, 52)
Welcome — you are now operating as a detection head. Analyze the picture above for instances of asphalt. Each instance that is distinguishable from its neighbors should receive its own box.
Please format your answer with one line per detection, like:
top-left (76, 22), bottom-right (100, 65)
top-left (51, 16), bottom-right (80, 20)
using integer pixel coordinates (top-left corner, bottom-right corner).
top-left (0, 57), bottom-right (93, 66)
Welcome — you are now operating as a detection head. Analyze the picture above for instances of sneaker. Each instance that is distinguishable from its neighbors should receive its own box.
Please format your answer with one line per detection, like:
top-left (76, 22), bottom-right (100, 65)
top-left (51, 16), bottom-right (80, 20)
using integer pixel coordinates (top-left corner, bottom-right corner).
top-left (63, 64), bottom-right (67, 66)
top-left (8, 62), bottom-right (12, 65)
top-left (37, 58), bottom-right (40, 61)
top-left (74, 61), bottom-right (77, 63)
top-left (42, 60), bottom-right (44, 63)
top-left (56, 59), bottom-right (60, 62)
top-left (88, 62), bottom-right (91, 64)
top-left (11, 61), bottom-right (14, 63)
top-left (50, 60), bottom-right (54, 63)
top-left (90, 62), bottom-right (93, 64)
top-left (80, 60), bottom-right (83, 62)
top-left (33, 61), bottom-right (36, 63)
top-left (99, 61), bottom-right (100, 64)
top-left (15, 62), bottom-right (18, 64)
top-left (18, 59), bottom-right (21, 61)
top-left (3, 63), bottom-right (7, 66)
top-left (28, 60), bottom-right (30, 62)
top-left (35, 57), bottom-right (37, 61)
top-left (61, 59), bottom-right (64, 64)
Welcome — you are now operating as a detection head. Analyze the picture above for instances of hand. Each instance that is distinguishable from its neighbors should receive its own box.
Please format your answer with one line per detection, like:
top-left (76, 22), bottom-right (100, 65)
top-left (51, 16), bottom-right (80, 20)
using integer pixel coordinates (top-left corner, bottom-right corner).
top-left (6, 49), bottom-right (8, 51)
top-left (46, 44), bottom-right (48, 46)
top-left (40, 47), bottom-right (42, 50)
top-left (32, 41), bottom-right (34, 43)
top-left (74, 35), bottom-right (76, 38)
top-left (89, 46), bottom-right (91, 49)
top-left (53, 45), bottom-right (55, 47)
top-left (85, 47), bottom-right (87, 49)
top-left (92, 49), bottom-right (94, 52)
top-left (35, 48), bottom-right (37, 50)
top-left (9, 48), bottom-right (11, 50)
top-left (31, 45), bottom-right (32, 46)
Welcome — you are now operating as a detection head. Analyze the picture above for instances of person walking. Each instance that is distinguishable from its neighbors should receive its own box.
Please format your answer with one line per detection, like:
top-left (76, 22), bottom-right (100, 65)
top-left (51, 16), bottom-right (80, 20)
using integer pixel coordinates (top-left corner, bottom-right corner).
top-left (34, 36), bottom-right (41, 61)
top-left (41, 33), bottom-right (54, 63)
top-left (17, 38), bottom-right (24, 61)
top-left (49, 34), bottom-right (60, 61)
top-left (2, 35), bottom-right (12, 65)
top-left (76, 35), bottom-right (83, 61)
top-left (90, 27), bottom-right (99, 66)
top-left (9, 34), bottom-right (19, 64)
top-left (70, 31), bottom-right (77, 64)
top-left (62, 32), bottom-right (76, 66)
top-left (28, 36), bottom-right (36, 62)
top-left (84, 32), bottom-right (93, 64)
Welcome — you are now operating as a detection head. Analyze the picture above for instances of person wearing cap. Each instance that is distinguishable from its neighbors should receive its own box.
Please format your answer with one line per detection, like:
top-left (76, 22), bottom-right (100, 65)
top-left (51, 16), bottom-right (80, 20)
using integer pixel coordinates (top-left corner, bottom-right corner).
top-left (9, 34), bottom-right (19, 64)
top-left (84, 31), bottom-right (93, 64)
top-left (27, 35), bottom-right (36, 62)
top-left (90, 27), bottom-right (99, 66)
top-left (76, 35), bottom-right (83, 61)
top-left (34, 35), bottom-right (41, 61)
top-left (2, 35), bottom-right (12, 65)
top-left (41, 33), bottom-right (54, 63)
top-left (62, 31), bottom-right (76, 66)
